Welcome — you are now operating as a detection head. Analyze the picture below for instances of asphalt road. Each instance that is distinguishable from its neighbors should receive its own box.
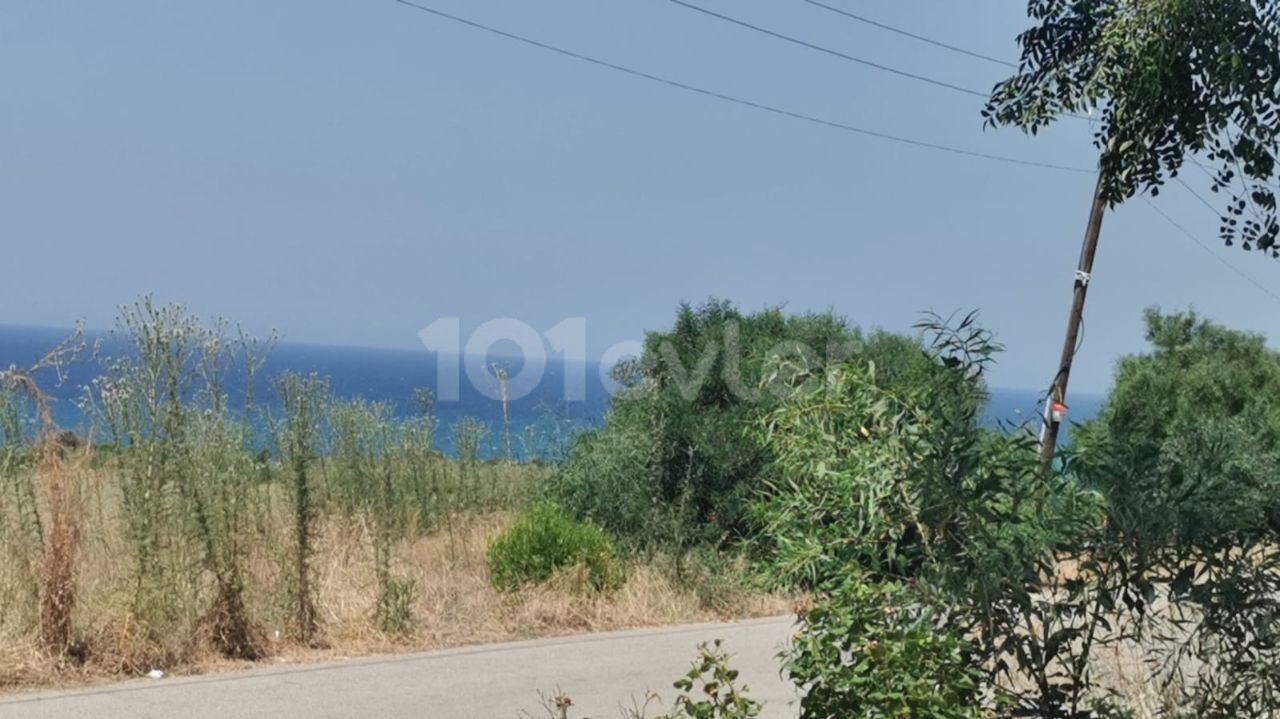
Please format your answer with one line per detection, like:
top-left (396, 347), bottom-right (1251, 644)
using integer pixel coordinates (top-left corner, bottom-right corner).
top-left (1, 616), bottom-right (798, 718)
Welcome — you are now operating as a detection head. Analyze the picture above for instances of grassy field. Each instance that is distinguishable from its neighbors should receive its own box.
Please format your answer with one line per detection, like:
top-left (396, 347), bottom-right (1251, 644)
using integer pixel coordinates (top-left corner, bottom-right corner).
top-left (0, 450), bottom-right (789, 693)
top-left (0, 305), bottom-right (796, 694)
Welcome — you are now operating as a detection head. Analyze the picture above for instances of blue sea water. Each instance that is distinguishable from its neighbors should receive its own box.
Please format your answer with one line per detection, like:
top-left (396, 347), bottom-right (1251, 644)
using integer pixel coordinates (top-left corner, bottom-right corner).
top-left (982, 386), bottom-right (1105, 437)
top-left (0, 324), bottom-right (1103, 455)
top-left (0, 324), bottom-right (611, 457)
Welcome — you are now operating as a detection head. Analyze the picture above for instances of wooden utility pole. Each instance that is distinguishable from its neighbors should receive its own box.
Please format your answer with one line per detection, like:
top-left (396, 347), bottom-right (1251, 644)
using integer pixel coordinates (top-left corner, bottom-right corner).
top-left (1040, 174), bottom-right (1107, 464)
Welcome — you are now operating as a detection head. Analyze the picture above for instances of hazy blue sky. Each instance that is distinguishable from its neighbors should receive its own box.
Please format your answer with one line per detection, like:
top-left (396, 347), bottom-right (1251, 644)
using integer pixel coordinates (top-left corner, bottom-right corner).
top-left (4, 0), bottom-right (1280, 393)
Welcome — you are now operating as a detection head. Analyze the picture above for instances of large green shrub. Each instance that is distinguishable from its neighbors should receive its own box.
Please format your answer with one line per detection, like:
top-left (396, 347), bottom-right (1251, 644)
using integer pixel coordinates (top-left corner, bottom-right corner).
top-left (1071, 308), bottom-right (1280, 539)
top-left (760, 315), bottom-right (1109, 717)
top-left (548, 299), bottom-right (941, 552)
top-left (1068, 310), bottom-right (1280, 717)
top-left (787, 577), bottom-right (984, 719)
top-left (486, 504), bottom-right (622, 592)
top-left (764, 309), bottom-right (1280, 718)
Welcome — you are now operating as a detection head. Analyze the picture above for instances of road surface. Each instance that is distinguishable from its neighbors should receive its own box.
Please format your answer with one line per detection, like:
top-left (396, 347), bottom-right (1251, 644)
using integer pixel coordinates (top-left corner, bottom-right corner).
top-left (1, 616), bottom-right (798, 718)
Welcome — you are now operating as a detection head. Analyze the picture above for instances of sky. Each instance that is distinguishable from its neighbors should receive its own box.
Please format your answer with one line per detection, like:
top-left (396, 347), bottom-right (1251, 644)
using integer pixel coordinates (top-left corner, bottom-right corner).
top-left (4, 0), bottom-right (1280, 394)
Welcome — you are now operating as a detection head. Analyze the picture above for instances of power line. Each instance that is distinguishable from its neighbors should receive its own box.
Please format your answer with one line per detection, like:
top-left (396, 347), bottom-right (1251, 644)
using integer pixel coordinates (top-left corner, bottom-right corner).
top-left (1178, 173), bottom-right (1275, 243)
top-left (1191, 156), bottom-right (1280, 194)
top-left (1178, 172), bottom-right (1277, 258)
top-left (664, 0), bottom-right (988, 98)
top-left (389, 0), bottom-right (1091, 173)
top-left (1176, 175), bottom-right (1224, 218)
top-left (1144, 196), bottom-right (1280, 305)
top-left (1167, 177), bottom-right (1280, 304)
top-left (389, 0), bottom-right (1275, 304)
top-left (1190, 159), bottom-right (1223, 189)
top-left (800, 0), bottom-right (1016, 68)
top-left (789, 2), bottom-right (1108, 124)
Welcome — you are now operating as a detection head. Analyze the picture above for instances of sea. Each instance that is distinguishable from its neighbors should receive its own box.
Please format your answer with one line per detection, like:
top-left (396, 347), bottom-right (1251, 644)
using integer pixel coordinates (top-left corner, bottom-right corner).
top-left (0, 324), bottom-right (1103, 457)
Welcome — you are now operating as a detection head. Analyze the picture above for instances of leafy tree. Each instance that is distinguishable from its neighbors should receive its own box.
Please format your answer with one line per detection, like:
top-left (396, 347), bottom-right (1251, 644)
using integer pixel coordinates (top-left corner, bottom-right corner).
top-left (988, 1), bottom-right (1280, 459)
top-left (988, 0), bottom-right (1280, 251)
top-left (1069, 311), bottom-right (1280, 717)
top-left (1054, 310), bottom-right (1280, 711)
top-left (1072, 309), bottom-right (1280, 537)
top-left (1086, 309), bottom-right (1280, 439)
top-left (548, 299), bottom-right (942, 552)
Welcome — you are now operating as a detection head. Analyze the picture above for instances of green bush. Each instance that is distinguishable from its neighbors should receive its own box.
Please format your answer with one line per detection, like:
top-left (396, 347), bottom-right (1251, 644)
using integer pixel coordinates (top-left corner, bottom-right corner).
top-left (486, 504), bottom-right (622, 592)
top-left (1071, 308), bottom-right (1280, 540)
top-left (1068, 310), bottom-right (1280, 717)
top-left (759, 314), bottom-right (1110, 717)
top-left (548, 299), bottom-right (942, 553)
top-left (787, 578), bottom-right (984, 719)
top-left (764, 310), bottom-right (1280, 718)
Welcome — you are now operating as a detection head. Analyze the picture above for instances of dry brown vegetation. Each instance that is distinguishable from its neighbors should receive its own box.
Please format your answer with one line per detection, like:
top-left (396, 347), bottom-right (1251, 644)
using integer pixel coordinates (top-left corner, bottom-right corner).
top-left (0, 457), bottom-right (790, 695)
top-left (0, 306), bottom-right (792, 696)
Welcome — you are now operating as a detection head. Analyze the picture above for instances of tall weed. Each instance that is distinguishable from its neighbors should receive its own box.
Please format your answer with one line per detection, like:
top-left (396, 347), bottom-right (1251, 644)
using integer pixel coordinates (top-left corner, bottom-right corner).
top-left (331, 399), bottom-right (416, 633)
top-left (273, 372), bottom-right (329, 644)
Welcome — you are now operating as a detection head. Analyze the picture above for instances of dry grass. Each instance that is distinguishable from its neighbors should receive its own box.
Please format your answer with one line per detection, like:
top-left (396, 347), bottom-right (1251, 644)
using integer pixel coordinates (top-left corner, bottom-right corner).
top-left (0, 469), bottom-right (792, 695)
top-left (0, 467), bottom-right (1207, 717)
top-left (299, 513), bottom-right (786, 652)
top-left (0, 462), bottom-right (1204, 718)
top-left (989, 558), bottom-right (1206, 719)
top-left (1091, 640), bottom-right (1178, 719)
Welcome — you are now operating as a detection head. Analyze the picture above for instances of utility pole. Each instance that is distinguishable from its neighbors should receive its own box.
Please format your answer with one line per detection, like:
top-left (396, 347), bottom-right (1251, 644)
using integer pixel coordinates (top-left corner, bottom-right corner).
top-left (1040, 174), bottom-right (1107, 464)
